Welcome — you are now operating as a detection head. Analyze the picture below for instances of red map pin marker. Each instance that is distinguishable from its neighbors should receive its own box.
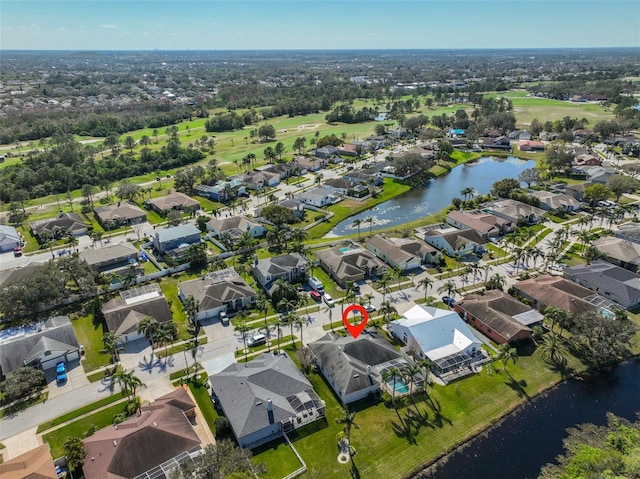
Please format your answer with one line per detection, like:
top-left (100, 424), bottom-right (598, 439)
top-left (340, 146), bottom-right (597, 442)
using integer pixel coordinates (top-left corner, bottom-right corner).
top-left (342, 304), bottom-right (369, 339)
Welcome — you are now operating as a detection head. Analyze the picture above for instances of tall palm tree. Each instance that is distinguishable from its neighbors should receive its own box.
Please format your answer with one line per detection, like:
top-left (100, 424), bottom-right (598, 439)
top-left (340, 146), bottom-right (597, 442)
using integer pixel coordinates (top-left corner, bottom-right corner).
top-left (498, 344), bottom-right (518, 373)
top-left (234, 318), bottom-right (251, 361)
top-left (365, 216), bottom-right (374, 236)
top-left (155, 323), bottom-right (175, 360)
top-left (335, 406), bottom-right (359, 442)
top-left (460, 186), bottom-right (475, 202)
top-left (486, 273), bottom-right (506, 291)
top-left (182, 295), bottom-right (200, 326)
top-left (292, 314), bottom-right (306, 347)
top-left (102, 332), bottom-right (125, 365)
top-left (379, 300), bottom-right (397, 327)
top-left (137, 316), bottom-right (160, 350)
top-left (382, 367), bottom-right (401, 406)
top-left (112, 368), bottom-right (131, 398)
top-left (544, 306), bottom-right (570, 334)
top-left (352, 219), bottom-right (362, 239)
top-left (437, 280), bottom-right (456, 301)
top-left (377, 274), bottom-right (392, 303)
top-left (126, 371), bottom-right (146, 399)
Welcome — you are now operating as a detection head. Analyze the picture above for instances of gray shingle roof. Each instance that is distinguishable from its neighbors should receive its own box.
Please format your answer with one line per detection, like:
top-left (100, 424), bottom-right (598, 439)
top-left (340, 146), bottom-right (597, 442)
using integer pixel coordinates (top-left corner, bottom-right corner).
top-left (179, 276), bottom-right (255, 312)
top-left (102, 288), bottom-right (173, 336)
top-left (208, 354), bottom-right (324, 442)
top-left (564, 260), bottom-right (640, 308)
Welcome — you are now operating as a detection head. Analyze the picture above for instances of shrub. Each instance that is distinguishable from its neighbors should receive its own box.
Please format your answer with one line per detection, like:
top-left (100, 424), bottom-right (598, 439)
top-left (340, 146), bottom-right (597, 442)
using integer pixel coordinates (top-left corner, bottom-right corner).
top-left (214, 417), bottom-right (230, 438)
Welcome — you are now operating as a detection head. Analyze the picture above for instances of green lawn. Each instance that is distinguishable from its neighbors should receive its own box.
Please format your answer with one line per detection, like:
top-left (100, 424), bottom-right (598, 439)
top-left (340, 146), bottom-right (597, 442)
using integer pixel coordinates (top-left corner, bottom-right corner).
top-left (254, 344), bottom-right (587, 479)
top-left (71, 313), bottom-right (111, 372)
top-left (187, 374), bottom-right (218, 433)
top-left (43, 401), bottom-right (130, 459)
top-left (253, 438), bottom-right (303, 479)
top-left (37, 392), bottom-right (126, 433)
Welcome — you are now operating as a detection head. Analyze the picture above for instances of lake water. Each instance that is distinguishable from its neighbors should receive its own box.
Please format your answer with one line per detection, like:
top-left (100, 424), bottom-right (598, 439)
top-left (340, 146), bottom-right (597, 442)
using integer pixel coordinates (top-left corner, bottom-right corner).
top-left (325, 156), bottom-right (536, 238)
top-left (415, 359), bottom-right (640, 479)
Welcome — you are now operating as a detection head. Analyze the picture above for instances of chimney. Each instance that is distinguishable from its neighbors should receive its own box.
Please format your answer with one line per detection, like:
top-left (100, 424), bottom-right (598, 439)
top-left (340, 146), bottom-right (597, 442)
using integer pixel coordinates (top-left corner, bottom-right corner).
top-left (267, 398), bottom-right (274, 425)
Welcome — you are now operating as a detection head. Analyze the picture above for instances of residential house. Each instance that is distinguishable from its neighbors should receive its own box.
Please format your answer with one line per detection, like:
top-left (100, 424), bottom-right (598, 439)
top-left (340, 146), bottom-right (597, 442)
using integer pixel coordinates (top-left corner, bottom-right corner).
top-left (79, 243), bottom-right (140, 274)
top-left (573, 128), bottom-right (594, 139)
top-left (0, 263), bottom-right (40, 288)
top-left (343, 169), bottom-right (384, 187)
top-left (309, 331), bottom-right (413, 404)
top-left (29, 213), bottom-right (88, 241)
top-left (0, 316), bottom-right (81, 378)
top-left (539, 131), bottom-right (559, 142)
top-left (388, 126), bottom-right (408, 138)
top-left (194, 179), bottom-right (247, 202)
top-left (178, 268), bottom-right (256, 321)
top-left (563, 260), bottom-right (640, 310)
top-left (315, 244), bottom-right (387, 288)
top-left (207, 216), bottom-right (267, 239)
top-left (253, 253), bottom-right (308, 294)
top-left (101, 284), bottom-right (173, 343)
top-left (518, 140), bottom-right (545, 152)
top-left (574, 165), bottom-right (617, 184)
top-left (255, 199), bottom-right (305, 220)
top-left (454, 290), bottom-right (539, 344)
top-left (615, 224), bottom-right (640, 245)
top-left (238, 170), bottom-right (280, 191)
top-left (512, 275), bottom-right (615, 316)
top-left (259, 163), bottom-right (300, 180)
top-left (480, 136), bottom-right (512, 151)
top-left (293, 155), bottom-right (328, 172)
top-left (338, 143), bottom-right (358, 157)
top-left (509, 130), bottom-right (531, 141)
top-left (322, 178), bottom-right (351, 195)
top-left (593, 236), bottom-right (640, 272)
top-left (314, 146), bottom-right (340, 160)
top-left (0, 444), bottom-right (57, 479)
top-left (529, 190), bottom-right (581, 212)
top-left (573, 153), bottom-right (602, 167)
top-left (296, 188), bottom-right (339, 208)
top-left (152, 223), bottom-right (201, 254)
top-left (143, 192), bottom-right (200, 215)
top-left (388, 305), bottom-right (482, 375)
top-left (417, 225), bottom-right (485, 257)
top-left (82, 388), bottom-right (202, 479)
top-left (209, 353), bottom-right (325, 448)
top-left (446, 210), bottom-right (515, 239)
top-left (0, 225), bottom-right (21, 252)
top-left (487, 199), bottom-right (546, 225)
top-left (565, 183), bottom-right (589, 202)
top-left (94, 202), bottom-right (147, 230)
top-left (366, 234), bottom-right (422, 270)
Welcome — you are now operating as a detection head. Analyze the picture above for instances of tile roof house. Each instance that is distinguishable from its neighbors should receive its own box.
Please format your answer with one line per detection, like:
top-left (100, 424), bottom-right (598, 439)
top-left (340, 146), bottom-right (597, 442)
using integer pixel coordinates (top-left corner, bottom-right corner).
top-left (143, 192), bottom-right (200, 215)
top-left (207, 216), bottom-right (267, 239)
top-left (178, 268), bottom-right (256, 322)
top-left (253, 253), bottom-right (308, 294)
top-left (94, 202), bottom-right (147, 230)
top-left (417, 225), bottom-right (486, 257)
top-left (0, 224), bottom-right (21, 252)
top-left (518, 140), bottom-right (545, 152)
top-left (563, 260), bottom-right (640, 310)
top-left (388, 305), bottom-right (482, 375)
top-left (29, 213), bottom-right (88, 241)
top-left (573, 153), bottom-right (602, 167)
top-left (0, 443), bottom-right (58, 479)
top-left (366, 234), bottom-right (423, 270)
top-left (529, 190), bottom-right (581, 212)
top-left (446, 210), bottom-right (515, 239)
top-left (293, 156), bottom-right (328, 172)
top-left (79, 243), bottom-right (140, 273)
top-left (101, 284), bottom-right (173, 343)
top-left (209, 353), bottom-right (325, 448)
top-left (0, 316), bottom-right (81, 377)
top-left (454, 290), bottom-right (539, 345)
top-left (487, 199), bottom-right (546, 225)
top-left (512, 275), bottom-right (614, 316)
top-left (309, 331), bottom-right (412, 404)
top-left (152, 224), bottom-right (201, 254)
top-left (82, 388), bottom-right (201, 479)
top-left (315, 244), bottom-right (387, 288)
top-left (592, 236), bottom-right (640, 272)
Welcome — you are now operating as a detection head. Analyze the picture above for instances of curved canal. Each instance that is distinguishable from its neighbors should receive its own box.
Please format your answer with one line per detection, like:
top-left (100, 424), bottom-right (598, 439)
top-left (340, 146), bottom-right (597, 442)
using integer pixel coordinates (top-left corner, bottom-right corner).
top-left (325, 156), bottom-right (536, 237)
top-left (415, 359), bottom-right (640, 479)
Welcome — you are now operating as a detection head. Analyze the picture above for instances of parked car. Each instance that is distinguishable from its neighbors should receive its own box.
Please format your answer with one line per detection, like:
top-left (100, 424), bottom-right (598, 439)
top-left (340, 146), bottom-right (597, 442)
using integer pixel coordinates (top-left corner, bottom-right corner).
top-left (56, 362), bottom-right (67, 383)
top-left (247, 334), bottom-right (267, 347)
top-left (365, 304), bottom-right (376, 313)
top-left (310, 290), bottom-right (322, 301)
top-left (13, 246), bottom-right (22, 257)
top-left (441, 296), bottom-right (455, 307)
top-left (308, 276), bottom-right (325, 293)
top-left (219, 311), bottom-right (229, 326)
top-left (324, 293), bottom-right (335, 306)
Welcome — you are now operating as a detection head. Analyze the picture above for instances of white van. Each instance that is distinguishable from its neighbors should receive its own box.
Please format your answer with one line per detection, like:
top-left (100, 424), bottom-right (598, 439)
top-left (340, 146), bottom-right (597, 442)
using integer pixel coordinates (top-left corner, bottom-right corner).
top-left (308, 276), bottom-right (325, 293)
top-left (219, 311), bottom-right (229, 326)
top-left (248, 333), bottom-right (267, 347)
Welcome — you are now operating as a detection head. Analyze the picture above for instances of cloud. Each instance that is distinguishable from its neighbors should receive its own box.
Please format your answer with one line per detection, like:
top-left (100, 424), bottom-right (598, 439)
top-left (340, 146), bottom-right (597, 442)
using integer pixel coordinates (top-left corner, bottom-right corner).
top-left (100, 24), bottom-right (118, 29)
top-left (30, 24), bottom-right (40, 29)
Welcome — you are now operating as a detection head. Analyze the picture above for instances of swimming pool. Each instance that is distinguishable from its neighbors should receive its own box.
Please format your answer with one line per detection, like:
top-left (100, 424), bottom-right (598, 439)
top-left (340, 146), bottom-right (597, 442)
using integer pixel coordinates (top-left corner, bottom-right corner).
top-left (339, 246), bottom-right (352, 253)
top-left (386, 377), bottom-right (409, 394)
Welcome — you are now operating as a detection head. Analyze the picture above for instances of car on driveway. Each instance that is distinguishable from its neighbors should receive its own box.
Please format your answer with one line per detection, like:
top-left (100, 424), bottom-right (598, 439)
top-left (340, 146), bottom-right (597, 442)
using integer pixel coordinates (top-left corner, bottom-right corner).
top-left (365, 304), bottom-right (376, 313)
top-left (310, 290), bottom-right (322, 301)
top-left (323, 293), bottom-right (335, 306)
top-left (56, 362), bottom-right (67, 383)
top-left (441, 296), bottom-right (455, 307)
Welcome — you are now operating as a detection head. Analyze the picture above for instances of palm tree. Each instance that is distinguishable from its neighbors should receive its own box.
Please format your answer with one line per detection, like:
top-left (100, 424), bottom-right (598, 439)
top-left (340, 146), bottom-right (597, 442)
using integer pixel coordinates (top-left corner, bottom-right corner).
top-left (112, 368), bottom-right (132, 398)
top-left (376, 274), bottom-right (392, 303)
top-left (437, 280), bottom-right (456, 301)
top-left (365, 216), bottom-right (374, 236)
top-left (155, 324), bottom-right (175, 361)
top-left (460, 186), bottom-right (475, 202)
top-left (544, 306), bottom-right (570, 335)
top-left (382, 367), bottom-right (401, 406)
top-left (292, 314), bottom-right (306, 347)
top-left (183, 295), bottom-right (200, 326)
top-left (335, 406), bottom-right (359, 442)
top-left (126, 371), bottom-right (146, 399)
top-left (379, 300), bottom-right (397, 327)
top-left (498, 344), bottom-right (518, 373)
top-left (352, 219), bottom-right (362, 239)
top-left (486, 273), bottom-right (506, 291)
top-left (137, 316), bottom-right (160, 350)
top-left (539, 332), bottom-right (568, 367)
top-left (66, 234), bottom-right (79, 253)
top-left (234, 318), bottom-right (251, 361)
top-left (102, 332), bottom-right (124, 365)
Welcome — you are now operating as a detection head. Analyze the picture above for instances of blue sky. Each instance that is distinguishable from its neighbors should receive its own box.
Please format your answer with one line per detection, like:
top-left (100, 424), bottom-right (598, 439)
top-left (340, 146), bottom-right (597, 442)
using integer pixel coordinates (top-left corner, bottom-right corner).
top-left (1, 0), bottom-right (639, 50)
